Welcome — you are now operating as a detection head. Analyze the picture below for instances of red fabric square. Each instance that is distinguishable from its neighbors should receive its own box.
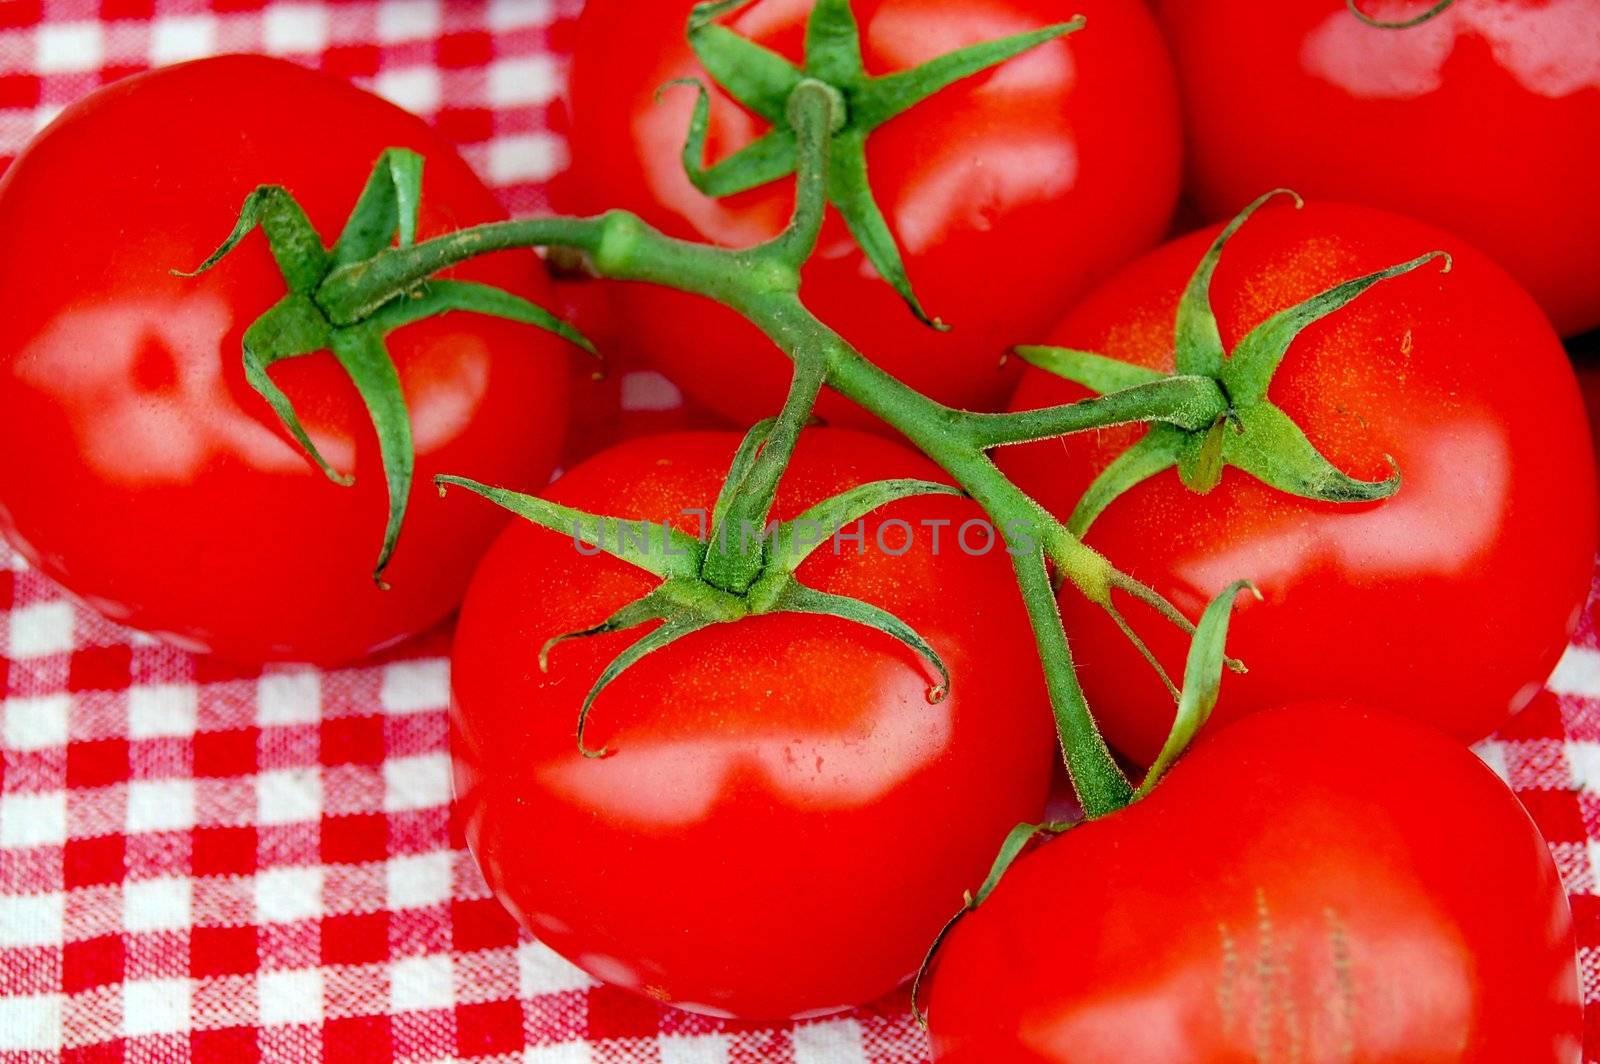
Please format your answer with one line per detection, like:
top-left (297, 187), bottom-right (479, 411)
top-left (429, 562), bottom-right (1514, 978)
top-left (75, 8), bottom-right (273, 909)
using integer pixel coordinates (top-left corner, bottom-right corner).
top-left (98, 0), bottom-right (154, 19)
top-left (0, 0), bottom-right (40, 29)
top-left (68, 646), bottom-right (132, 692)
top-left (435, 107), bottom-right (494, 144)
top-left (323, 44), bottom-right (381, 79)
top-left (0, 75), bottom-right (39, 111)
top-left (190, 925), bottom-right (258, 978)
top-left (190, 1028), bottom-right (260, 1064)
top-left (1517, 789), bottom-right (1588, 843)
top-left (456, 1001), bottom-right (524, 1058)
top-left (321, 912), bottom-right (390, 966)
top-left (323, 1016), bottom-right (392, 1064)
top-left (0, 569), bottom-right (12, 611)
top-left (321, 813), bottom-right (388, 866)
top-left (63, 934), bottom-right (125, 993)
top-left (322, 716), bottom-right (385, 766)
top-left (583, 984), bottom-right (673, 1042)
top-left (67, 739), bottom-right (131, 789)
top-left (451, 898), bottom-right (521, 953)
top-left (65, 834), bottom-right (125, 888)
top-left (63, 1041), bottom-right (124, 1064)
top-left (437, 31), bottom-right (493, 68)
top-left (192, 826), bottom-right (258, 878)
top-left (194, 728), bottom-right (259, 778)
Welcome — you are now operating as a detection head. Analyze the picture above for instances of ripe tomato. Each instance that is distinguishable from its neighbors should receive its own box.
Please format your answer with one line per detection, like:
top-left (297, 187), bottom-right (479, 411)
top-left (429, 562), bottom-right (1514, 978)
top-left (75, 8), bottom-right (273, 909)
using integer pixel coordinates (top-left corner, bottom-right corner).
top-left (0, 56), bottom-right (570, 664)
top-left (928, 703), bottom-right (1582, 1062)
top-left (1157, 0), bottom-right (1600, 336)
top-left (564, 0), bottom-right (1181, 424)
top-left (450, 429), bottom-right (1055, 1019)
top-left (1003, 202), bottom-right (1595, 765)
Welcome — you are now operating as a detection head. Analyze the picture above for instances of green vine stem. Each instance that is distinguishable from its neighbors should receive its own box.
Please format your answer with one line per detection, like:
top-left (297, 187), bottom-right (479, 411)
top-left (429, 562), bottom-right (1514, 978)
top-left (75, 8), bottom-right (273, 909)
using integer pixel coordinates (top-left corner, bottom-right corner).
top-left (316, 79), bottom-right (1157, 816)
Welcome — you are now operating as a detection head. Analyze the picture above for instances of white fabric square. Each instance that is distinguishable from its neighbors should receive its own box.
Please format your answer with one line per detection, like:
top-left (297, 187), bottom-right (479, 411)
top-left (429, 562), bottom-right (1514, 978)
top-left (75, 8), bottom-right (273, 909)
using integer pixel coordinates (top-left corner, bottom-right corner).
top-left (124, 876), bottom-right (192, 932)
top-left (122, 978), bottom-right (191, 1036)
top-left (127, 778), bottom-right (196, 833)
top-left (258, 968), bottom-right (323, 1025)
top-left (3, 694), bottom-right (71, 751)
top-left (375, 67), bottom-right (443, 115)
top-left (660, 1035), bottom-right (731, 1064)
top-left (34, 23), bottom-right (103, 74)
top-left (487, 56), bottom-right (560, 107)
top-left (0, 994), bottom-right (63, 1051)
top-left (262, 3), bottom-right (329, 55)
top-left (257, 671), bottom-right (320, 727)
top-left (391, 954), bottom-right (454, 1012)
top-left (386, 851), bottom-right (452, 909)
top-left (379, 659), bottom-right (450, 715)
top-left (1548, 645), bottom-right (1600, 696)
top-left (126, 777), bottom-right (196, 832)
top-left (383, 754), bottom-right (450, 813)
top-left (486, 133), bottom-right (567, 184)
top-left (255, 866), bottom-right (324, 924)
top-left (525, 1044), bottom-right (594, 1064)
top-left (486, 0), bottom-right (552, 31)
top-left (377, 0), bottom-right (442, 42)
top-left (129, 684), bottom-right (198, 739)
top-left (0, 893), bottom-right (63, 947)
top-left (793, 1019), bottom-right (865, 1063)
top-left (8, 601), bottom-right (74, 658)
top-left (0, 791), bottom-right (67, 848)
top-left (148, 15), bottom-right (217, 65)
top-left (256, 768), bottom-right (322, 825)
top-left (517, 940), bottom-right (596, 997)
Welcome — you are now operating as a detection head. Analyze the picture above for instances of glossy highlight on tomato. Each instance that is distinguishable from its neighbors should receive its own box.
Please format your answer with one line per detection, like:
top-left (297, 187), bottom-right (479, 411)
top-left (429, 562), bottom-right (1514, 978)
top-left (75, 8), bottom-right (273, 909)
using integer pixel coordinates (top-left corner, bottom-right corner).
top-left (1004, 201), bottom-right (1595, 765)
top-left (564, 0), bottom-right (1182, 424)
top-left (1158, 0), bottom-right (1600, 336)
top-left (450, 429), bottom-right (1055, 1019)
top-left (0, 56), bottom-right (570, 664)
top-left (928, 702), bottom-right (1582, 1062)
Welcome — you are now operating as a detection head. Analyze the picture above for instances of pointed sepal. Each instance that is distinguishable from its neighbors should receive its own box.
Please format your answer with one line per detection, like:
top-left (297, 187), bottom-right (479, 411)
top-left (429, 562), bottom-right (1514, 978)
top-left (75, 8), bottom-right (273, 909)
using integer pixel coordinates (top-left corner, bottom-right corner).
top-left (332, 148), bottom-right (425, 267)
top-left (330, 326), bottom-right (414, 586)
top-left (1013, 346), bottom-right (1166, 396)
top-left (176, 185), bottom-right (330, 293)
top-left (1224, 402), bottom-right (1400, 504)
top-left (435, 476), bottom-right (706, 580)
top-left (1347, 0), bottom-right (1458, 29)
top-left (1174, 188), bottom-right (1302, 378)
top-left (770, 581), bottom-right (950, 703)
top-left (1135, 580), bottom-right (1258, 798)
top-left (576, 616), bottom-right (717, 758)
top-left (768, 477), bottom-right (964, 572)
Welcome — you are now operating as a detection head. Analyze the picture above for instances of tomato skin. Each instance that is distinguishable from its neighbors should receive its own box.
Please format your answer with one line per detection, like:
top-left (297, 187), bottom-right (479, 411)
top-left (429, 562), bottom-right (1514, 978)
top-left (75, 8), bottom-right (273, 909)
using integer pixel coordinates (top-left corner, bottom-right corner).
top-left (0, 56), bottom-right (570, 664)
top-left (565, 0), bottom-right (1181, 425)
top-left (1157, 0), bottom-right (1600, 337)
top-left (1003, 202), bottom-right (1595, 765)
top-left (929, 703), bottom-right (1582, 1063)
top-left (450, 429), bottom-right (1055, 1019)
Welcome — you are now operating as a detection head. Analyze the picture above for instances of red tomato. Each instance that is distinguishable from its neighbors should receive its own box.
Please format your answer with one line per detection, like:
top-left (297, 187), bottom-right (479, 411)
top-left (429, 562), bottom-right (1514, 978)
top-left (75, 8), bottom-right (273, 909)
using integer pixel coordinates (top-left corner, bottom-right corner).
top-left (1003, 202), bottom-right (1595, 765)
top-left (565, 0), bottom-right (1182, 424)
top-left (450, 429), bottom-right (1055, 1018)
top-left (1157, 0), bottom-right (1600, 337)
top-left (0, 56), bottom-right (570, 664)
top-left (928, 702), bottom-right (1582, 1062)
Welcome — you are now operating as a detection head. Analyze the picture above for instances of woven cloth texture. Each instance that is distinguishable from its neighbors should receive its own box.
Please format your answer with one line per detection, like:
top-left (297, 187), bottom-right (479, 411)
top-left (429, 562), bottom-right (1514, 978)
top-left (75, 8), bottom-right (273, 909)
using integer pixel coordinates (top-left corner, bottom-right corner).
top-left (2, 2), bottom-right (1599, 1062)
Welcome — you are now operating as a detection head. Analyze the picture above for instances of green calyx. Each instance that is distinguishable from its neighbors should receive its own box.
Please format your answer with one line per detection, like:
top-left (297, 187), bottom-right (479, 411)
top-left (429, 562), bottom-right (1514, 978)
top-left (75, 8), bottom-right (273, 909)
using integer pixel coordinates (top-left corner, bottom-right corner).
top-left (176, 149), bottom-right (593, 586)
top-left (671, 0), bottom-right (1083, 328)
top-left (1346, 0), bottom-right (1458, 29)
top-left (1020, 189), bottom-right (1451, 535)
top-left (437, 418), bottom-right (962, 758)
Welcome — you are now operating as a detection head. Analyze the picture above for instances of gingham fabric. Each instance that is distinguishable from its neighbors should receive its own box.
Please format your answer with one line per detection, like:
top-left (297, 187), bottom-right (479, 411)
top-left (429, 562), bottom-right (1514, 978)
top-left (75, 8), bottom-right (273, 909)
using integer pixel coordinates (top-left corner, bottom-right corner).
top-left (0, 2), bottom-right (1597, 1062)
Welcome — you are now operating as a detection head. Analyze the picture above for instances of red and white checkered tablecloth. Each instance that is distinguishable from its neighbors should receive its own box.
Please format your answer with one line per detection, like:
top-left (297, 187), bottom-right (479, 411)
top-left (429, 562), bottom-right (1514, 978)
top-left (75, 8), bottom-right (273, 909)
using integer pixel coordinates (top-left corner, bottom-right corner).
top-left (2, 2), bottom-right (1599, 1062)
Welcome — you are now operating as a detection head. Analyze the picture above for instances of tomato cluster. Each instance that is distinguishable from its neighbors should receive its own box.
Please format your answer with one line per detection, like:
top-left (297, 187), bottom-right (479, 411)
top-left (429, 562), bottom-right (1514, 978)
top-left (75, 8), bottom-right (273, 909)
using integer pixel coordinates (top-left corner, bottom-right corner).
top-left (0, 0), bottom-right (1594, 1059)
